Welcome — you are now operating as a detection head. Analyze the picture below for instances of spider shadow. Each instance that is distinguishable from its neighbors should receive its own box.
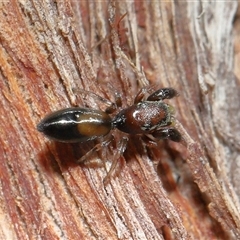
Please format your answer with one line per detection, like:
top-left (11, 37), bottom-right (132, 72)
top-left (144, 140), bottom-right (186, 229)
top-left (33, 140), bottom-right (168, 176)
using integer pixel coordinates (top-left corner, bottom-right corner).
top-left (37, 140), bottom-right (106, 176)
top-left (37, 132), bottom-right (172, 182)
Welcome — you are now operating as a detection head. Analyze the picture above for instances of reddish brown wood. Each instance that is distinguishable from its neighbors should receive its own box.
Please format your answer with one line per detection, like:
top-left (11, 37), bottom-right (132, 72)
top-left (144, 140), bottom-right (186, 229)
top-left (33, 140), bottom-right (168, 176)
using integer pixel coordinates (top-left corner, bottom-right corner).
top-left (0, 1), bottom-right (239, 239)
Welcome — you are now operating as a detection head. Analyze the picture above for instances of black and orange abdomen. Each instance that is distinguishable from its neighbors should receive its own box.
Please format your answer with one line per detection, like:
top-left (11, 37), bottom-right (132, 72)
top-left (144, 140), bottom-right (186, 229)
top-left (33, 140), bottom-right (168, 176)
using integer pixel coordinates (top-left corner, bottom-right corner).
top-left (37, 108), bottom-right (112, 142)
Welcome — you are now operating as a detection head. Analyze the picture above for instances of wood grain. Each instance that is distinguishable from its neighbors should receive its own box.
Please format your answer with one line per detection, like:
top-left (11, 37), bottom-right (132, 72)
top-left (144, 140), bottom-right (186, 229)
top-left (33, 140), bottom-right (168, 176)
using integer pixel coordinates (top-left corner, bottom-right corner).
top-left (0, 1), bottom-right (239, 239)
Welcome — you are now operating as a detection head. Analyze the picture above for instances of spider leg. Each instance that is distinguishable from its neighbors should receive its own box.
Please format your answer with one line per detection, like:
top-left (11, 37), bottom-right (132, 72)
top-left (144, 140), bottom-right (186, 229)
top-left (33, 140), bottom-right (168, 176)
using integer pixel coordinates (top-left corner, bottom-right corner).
top-left (103, 137), bottom-right (128, 185)
top-left (77, 136), bottom-right (113, 165)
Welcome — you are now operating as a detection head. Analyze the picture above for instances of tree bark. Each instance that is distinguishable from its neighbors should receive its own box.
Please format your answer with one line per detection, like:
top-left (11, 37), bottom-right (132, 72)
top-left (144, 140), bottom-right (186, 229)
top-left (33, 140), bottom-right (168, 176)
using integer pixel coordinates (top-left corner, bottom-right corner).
top-left (0, 1), bottom-right (239, 239)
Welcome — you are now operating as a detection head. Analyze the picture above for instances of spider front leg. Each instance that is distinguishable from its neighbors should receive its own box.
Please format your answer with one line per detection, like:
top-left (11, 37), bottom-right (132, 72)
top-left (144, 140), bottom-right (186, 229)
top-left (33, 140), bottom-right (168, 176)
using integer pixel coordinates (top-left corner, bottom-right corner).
top-left (134, 88), bottom-right (149, 104)
top-left (152, 128), bottom-right (182, 142)
top-left (133, 86), bottom-right (157, 104)
top-left (147, 88), bottom-right (178, 101)
top-left (134, 87), bottom-right (178, 104)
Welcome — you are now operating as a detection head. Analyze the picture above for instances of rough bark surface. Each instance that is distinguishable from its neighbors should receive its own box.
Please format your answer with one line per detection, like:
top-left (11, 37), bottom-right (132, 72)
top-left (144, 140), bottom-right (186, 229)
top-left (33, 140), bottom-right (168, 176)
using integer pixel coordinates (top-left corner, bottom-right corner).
top-left (0, 1), bottom-right (239, 239)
